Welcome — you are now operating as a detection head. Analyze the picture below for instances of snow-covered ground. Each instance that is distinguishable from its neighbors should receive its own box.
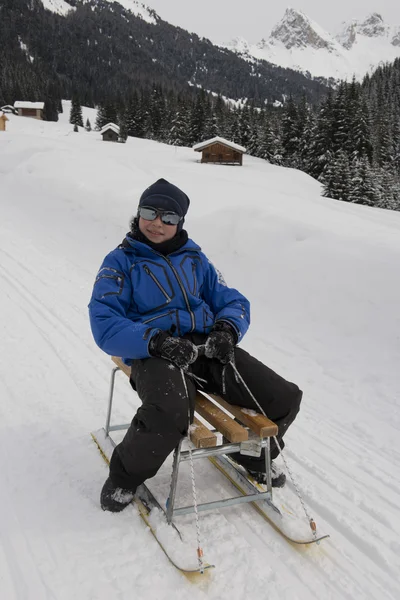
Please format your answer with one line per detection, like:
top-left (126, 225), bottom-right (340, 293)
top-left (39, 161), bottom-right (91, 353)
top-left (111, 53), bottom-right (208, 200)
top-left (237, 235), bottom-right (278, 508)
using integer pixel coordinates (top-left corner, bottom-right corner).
top-left (1, 105), bottom-right (400, 599)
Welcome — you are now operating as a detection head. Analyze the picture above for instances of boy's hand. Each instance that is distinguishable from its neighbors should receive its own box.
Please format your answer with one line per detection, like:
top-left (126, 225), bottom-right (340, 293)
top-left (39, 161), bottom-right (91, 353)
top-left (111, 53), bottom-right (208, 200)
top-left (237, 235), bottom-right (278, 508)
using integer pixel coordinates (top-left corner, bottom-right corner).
top-left (150, 332), bottom-right (198, 370)
top-left (205, 321), bottom-right (236, 364)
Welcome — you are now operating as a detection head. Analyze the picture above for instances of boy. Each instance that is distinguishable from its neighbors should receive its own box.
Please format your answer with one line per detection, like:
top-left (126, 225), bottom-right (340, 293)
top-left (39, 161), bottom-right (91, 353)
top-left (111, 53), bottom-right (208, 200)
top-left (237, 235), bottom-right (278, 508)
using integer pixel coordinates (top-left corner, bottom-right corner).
top-left (89, 178), bottom-right (302, 512)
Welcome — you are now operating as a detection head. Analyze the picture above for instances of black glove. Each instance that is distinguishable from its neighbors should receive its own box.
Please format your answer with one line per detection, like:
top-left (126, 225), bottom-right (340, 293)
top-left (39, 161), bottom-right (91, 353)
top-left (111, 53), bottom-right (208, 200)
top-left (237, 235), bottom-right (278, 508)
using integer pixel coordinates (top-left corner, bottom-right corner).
top-left (205, 321), bottom-right (236, 364)
top-left (149, 331), bottom-right (198, 370)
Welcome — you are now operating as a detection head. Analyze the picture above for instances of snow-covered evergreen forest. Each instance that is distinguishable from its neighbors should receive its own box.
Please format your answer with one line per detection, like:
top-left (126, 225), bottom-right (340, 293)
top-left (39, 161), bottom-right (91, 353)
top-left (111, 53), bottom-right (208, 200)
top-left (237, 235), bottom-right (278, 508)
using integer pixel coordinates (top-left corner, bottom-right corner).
top-left (69, 58), bottom-right (400, 212)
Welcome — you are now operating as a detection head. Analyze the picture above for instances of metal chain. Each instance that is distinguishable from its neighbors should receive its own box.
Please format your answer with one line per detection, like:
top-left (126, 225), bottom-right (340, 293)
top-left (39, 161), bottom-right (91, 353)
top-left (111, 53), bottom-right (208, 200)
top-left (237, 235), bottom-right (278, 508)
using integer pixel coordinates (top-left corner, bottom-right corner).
top-left (229, 361), bottom-right (317, 538)
top-left (181, 369), bottom-right (205, 573)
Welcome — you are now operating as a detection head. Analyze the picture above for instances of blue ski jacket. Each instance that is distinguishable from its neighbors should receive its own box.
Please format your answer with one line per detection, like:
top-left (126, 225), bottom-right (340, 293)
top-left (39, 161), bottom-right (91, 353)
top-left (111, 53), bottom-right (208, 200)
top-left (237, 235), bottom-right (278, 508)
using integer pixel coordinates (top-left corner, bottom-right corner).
top-left (88, 235), bottom-right (250, 364)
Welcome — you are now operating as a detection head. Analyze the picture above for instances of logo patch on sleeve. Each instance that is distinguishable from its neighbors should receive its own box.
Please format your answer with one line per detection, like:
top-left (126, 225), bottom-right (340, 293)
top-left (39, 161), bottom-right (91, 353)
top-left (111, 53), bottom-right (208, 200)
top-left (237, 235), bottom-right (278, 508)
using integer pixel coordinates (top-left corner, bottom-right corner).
top-left (208, 260), bottom-right (227, 286)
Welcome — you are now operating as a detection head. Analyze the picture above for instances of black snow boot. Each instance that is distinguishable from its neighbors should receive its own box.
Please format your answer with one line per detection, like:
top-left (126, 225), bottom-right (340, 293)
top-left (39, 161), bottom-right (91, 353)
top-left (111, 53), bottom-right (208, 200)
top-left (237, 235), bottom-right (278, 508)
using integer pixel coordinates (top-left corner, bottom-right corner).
top-left (248, 462), bottom-right (286, 488)
top-left (100, 477), bottom-right (135, 512)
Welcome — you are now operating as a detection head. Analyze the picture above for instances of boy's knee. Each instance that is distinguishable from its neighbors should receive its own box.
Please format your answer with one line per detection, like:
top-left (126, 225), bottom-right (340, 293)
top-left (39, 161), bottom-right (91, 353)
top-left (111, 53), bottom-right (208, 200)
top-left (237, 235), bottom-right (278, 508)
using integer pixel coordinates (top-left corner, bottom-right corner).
top-left (288, 387), bottom-right (302, 418)
top-left (135, 398), bottom-right (189, 436)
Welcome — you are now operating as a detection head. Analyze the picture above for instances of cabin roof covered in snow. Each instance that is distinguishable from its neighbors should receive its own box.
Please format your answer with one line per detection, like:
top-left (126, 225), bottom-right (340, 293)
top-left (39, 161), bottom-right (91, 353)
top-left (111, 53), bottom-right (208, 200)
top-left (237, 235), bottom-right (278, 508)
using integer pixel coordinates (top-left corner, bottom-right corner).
top-left (1, 105), bottom-right (16, 113)
top-left (100, 123), bottom-right (120, 135)
top-left (192, 136), bottom-right (246, 153)
top-left (14, 101), bottom-right (45, 110)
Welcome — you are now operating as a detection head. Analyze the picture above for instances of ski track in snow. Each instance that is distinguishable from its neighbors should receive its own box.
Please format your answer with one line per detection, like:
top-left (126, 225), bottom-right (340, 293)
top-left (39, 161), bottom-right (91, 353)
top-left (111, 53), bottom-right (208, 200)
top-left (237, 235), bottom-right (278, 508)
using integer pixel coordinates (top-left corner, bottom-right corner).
top-left (1, 108), bottom-right (400, 599)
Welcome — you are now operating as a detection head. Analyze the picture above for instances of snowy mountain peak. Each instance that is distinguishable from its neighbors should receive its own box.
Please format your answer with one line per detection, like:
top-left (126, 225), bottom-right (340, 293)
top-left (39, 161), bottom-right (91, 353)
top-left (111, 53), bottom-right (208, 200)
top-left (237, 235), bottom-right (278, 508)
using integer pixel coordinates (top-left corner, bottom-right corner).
top-left (336, 13), bottom-right (395, 49)
top-left (392, 28), bottom-right (400, 47)
top-left (358, 13), bottom-right (386, 37)
top-left (228, 36), bottom-right (251, 54)
top-left (224, 8), bottom-right (400, 81)
top-left (269, 7), bottom-right (336, 51)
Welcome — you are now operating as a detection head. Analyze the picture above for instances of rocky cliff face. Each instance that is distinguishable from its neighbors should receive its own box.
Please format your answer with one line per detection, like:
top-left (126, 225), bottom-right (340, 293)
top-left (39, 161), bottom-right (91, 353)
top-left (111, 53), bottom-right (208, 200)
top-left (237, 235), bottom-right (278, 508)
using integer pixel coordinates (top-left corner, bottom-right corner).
top-left (336, 13), bottom-right (398, 49)
top-left (270, 9), bottom-right (333, 50)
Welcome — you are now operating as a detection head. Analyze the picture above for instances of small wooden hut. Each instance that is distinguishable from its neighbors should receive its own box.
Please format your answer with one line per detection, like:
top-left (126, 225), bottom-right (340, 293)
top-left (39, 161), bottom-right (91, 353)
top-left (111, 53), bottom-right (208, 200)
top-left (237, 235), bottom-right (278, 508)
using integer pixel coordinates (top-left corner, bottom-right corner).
top-left (14, 101), bottom-right (44, 120)
top-left (193, 136), bottom-right (246, 165)
top-left (0, 112), bottom-right (9, 131)
top-left (100, 123), bottom-right (120, 143)
top-left (1, 105), bottom-right (17, 115)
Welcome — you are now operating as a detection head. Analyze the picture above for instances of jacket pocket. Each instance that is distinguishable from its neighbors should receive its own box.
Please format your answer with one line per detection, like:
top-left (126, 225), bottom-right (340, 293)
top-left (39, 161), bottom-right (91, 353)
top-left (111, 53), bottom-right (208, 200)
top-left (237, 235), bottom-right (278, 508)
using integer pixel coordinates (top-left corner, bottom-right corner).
top-left (180, 256), bottom-right (201, 296)
top-left (143, 265), bottom-right (172, 302)
top-left (94, 267), bottom-right (124, 298)
top-left (142, 310), bottom-right (174, 325)
top-left (203, 307), bottom-right (214, 333)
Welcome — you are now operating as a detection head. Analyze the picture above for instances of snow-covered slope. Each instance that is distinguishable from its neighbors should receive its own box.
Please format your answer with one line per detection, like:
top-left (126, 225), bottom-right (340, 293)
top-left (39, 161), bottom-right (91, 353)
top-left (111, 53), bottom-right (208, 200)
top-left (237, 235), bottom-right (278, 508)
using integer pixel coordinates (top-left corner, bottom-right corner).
top-left (99, 0), bottom-right (156, 24)
top-left (40, 0), bottom-right (157, 23)
top-left (1, 106), bottom-right (400, 599)
top-left (41, 0), bottom-right (75, 15)
top-left (224, 9), bottom-right (400, 81)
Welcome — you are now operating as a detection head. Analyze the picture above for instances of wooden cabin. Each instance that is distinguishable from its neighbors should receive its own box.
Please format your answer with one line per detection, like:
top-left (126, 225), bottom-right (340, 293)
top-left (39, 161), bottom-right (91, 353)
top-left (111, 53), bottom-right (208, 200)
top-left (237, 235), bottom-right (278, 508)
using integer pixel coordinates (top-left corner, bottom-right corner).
top-left (1, 105), bottom-right (17, 115)
top-left (0, 112), bottom-right (9, 131)
top-left (100, 123), bottom-right (120, 143)
top-left (193, 136), bottom-right (246, 165)
top-left (14, 101), bottom-right (44, 120)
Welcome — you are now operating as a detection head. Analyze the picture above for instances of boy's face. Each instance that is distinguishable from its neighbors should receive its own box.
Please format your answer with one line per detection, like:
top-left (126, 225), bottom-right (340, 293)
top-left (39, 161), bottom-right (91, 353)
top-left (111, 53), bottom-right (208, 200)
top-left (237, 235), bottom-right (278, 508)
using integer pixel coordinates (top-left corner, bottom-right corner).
top-left (138, 214), bottom-right (178, 244)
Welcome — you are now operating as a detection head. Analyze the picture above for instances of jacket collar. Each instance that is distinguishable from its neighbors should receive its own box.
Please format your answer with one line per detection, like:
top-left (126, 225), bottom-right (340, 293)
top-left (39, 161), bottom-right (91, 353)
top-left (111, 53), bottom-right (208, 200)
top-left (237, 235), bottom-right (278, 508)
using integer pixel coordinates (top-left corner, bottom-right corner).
top-left (120, 234), bottom-right (201, 258)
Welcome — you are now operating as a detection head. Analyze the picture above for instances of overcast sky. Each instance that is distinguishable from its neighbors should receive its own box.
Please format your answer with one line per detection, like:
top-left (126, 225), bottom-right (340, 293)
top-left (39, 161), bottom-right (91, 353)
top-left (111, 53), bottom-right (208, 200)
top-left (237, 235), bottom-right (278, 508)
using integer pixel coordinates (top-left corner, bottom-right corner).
top-left (146, 1), bottom-right (400, 44)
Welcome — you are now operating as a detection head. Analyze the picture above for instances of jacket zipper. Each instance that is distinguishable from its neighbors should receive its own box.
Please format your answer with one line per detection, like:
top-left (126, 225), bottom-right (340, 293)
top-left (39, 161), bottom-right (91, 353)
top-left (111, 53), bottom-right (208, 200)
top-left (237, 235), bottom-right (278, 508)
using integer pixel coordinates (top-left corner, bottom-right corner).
top-left (164, 257), bottom-right (195, 331)
top-left (191, 262), bottom-right (197, 296)
top-left (143, 310), bottom-right (173, 324)
top-left (143, 265), bottom-right (172, 302)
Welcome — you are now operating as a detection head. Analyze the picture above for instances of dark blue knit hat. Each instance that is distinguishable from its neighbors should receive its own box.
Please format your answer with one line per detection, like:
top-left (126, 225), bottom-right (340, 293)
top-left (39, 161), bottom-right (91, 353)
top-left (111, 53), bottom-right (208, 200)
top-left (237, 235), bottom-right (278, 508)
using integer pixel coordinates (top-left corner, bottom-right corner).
top-left (138, 178), bottom-right (190, 218)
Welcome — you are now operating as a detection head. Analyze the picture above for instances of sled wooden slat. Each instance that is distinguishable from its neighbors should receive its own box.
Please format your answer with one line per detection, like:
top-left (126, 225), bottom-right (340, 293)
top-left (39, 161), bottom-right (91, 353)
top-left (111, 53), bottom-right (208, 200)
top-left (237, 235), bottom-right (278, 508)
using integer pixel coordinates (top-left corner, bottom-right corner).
top-left (205, 393), bottom-right (278, 438)
top-left (112, 356), bottom-right (131, 377)
top-left (190, 417), bottom-right (218, 448)
top-left (195, 394), bottom-right (248, 443)
top-left (111, 357), bottom-right (218, 448)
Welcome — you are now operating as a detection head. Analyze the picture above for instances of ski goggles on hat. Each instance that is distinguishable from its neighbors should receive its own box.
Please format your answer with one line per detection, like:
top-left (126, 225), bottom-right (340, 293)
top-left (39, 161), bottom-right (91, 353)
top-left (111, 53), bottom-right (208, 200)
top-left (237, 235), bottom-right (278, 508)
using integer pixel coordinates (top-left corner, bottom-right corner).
top-left (138, 206), bottom-right (182, 226)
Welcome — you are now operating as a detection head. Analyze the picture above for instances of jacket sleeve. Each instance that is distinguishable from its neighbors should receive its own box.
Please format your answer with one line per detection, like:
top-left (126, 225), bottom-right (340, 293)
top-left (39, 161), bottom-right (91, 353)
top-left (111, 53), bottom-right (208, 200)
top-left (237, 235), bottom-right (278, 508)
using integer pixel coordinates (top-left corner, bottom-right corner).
top-left (88, 251), bottom-right (157, 360)
top-left (201, 256), bottom-right (250, 341)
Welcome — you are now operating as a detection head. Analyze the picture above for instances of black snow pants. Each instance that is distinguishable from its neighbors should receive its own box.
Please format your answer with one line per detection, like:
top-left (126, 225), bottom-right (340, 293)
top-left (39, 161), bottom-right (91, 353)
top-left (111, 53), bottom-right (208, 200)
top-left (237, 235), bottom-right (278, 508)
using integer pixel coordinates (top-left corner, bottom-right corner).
top-left (109, 333), bottom-right (302, 492)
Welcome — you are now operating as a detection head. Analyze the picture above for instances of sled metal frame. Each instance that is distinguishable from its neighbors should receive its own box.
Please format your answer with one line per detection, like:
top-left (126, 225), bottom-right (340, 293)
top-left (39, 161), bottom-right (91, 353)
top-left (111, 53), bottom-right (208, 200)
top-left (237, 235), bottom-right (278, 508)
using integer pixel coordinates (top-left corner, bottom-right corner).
top-left (106, 365), bottom-right (274, 524)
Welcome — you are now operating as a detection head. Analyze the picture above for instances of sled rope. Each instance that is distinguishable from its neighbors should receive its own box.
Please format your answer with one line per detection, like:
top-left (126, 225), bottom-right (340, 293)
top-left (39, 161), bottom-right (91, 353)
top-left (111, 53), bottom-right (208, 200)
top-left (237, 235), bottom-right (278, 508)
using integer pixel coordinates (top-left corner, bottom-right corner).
top-left (229, 361), bottom-right (317, 539)
top-left (181, 369), bottom-right (205, 573)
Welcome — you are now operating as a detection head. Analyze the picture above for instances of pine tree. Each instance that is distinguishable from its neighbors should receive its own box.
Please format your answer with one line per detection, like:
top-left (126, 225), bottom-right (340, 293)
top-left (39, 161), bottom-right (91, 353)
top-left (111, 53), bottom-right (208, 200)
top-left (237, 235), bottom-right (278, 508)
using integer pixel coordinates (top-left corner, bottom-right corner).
top-left (189, 91), bottom-right (207, 145)
top-left (214, 95), bottom-right (226, 137)
top-left (308, 90), bottom-right (335, 179)
top-left (118, 109), bottom-right (128, 141)
top-left (148, 85), bottom-right (166, 141)
top-left (322, 152), bottom-right (351, 202)
top-left (125, 93), bottom-right (147, 138)
top-left (70, 96), bottom-right (83, 127)
top-left (349, 157), bottom-right (377, 205)
top-left (247, 123), bottom-right (261, 157)
top-left (297, 109), bottom-right (315, 172)
top-left (351, 98), bottom-right (373, 162)
top-left (203, 107), bottom-right (219, 140)
top-left (331, 82), bottom-right (349, 156)
top-left (228, 107), bottom-right (241, 144)
top-left (281, 96), bottom-right (300, 166)
top-left (169, 97), bottom-right (190, 146)
top-left (85, 118), bottom-right (92, 132)
top-left (376, 167), bottom-right (400, 210)
top-left (95, 105), bottom-right (106, 131)
top-left (238, 104), bottom-right (251, 148)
